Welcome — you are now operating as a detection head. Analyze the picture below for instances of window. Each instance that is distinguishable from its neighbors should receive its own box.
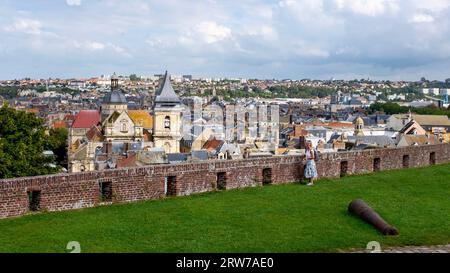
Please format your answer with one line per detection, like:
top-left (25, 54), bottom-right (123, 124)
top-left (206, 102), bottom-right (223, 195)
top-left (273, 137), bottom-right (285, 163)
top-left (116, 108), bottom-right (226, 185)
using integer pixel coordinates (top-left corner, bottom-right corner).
top-left (164, 142), bottom-right (171, 153)
top-left (373, 158), bottom-right (381, 172)
top-left (165, 176), bottom-right (177, 196)
top-left (217, 172), bottom-right (227, 190)
top-left (263, 168), bottom-right (272, 185)
top-left (340, 161), bottom-right (348, 177)
top-left (403, 155), bottom-right (410, 168)
top-left (121, 119), bottom-right (128, 132)
top-left (164, 116), bottom-right (171, 129)
top-left (430, 152), bottom-right (436, 165)
top-left (99, 181), bottom-right (112, 202)
top-left (28, 190), bottom-right (41, 212)
top-left (244, 112), bottom-right (250, 137)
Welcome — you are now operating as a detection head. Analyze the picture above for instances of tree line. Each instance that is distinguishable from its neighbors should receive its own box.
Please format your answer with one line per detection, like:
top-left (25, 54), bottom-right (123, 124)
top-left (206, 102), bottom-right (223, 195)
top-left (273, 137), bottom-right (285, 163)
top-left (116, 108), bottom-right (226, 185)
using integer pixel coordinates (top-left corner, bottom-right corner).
top-left (0, 104), bottom-right (68, 179)
top-left (369, 102), bottom-right (450, 118)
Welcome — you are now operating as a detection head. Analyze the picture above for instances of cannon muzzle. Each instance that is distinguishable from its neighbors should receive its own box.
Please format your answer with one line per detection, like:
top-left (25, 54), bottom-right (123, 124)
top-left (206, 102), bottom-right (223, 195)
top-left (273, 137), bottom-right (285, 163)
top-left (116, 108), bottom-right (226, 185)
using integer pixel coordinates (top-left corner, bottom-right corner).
top-left (348, 199), bottom-right (399, 236)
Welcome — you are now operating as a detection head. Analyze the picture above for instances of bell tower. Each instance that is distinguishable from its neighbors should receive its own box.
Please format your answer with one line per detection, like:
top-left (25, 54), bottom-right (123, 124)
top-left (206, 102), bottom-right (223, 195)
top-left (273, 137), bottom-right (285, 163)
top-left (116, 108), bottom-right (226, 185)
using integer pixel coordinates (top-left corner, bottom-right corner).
top-left (111, 72), bottom-right (119, 90)
top-left (101, 72), bottom-right (127, 121)
top-left (153, 71), bottom-right (183, 153)
top-left (354, 116), bottom-right (365, 137)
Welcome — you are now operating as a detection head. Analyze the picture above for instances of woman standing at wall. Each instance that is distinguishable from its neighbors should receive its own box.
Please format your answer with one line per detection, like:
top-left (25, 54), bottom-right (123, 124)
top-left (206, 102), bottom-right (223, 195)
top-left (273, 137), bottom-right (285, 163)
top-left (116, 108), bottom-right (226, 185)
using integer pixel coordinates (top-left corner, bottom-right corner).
top-left (303, 141), bottom-right (319, 186)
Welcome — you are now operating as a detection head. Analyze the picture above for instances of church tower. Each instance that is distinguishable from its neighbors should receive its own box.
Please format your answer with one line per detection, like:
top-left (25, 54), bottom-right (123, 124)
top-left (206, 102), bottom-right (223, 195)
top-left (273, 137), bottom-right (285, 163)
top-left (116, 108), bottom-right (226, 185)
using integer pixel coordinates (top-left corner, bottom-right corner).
top-left (153, 71), bottom-right (183, 153)
top-left (101, 72), bottom-right (128, 121)
top-left (354, 116), bottom-right (365, 137)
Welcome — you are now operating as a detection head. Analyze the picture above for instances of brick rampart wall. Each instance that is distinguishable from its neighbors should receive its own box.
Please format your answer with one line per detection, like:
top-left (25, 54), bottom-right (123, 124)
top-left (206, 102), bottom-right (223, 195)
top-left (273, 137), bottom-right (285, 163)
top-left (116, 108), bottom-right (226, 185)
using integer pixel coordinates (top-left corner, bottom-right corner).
top-left (1, 144), bottom-right (449, 219)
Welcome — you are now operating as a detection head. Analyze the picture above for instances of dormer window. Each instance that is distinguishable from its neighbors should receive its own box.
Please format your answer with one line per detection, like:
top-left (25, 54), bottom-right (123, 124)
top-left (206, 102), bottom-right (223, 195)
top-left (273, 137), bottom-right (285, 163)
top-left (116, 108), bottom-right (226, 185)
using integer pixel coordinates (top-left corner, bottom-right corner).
top-left (164, 116), bottom-right (171, 129)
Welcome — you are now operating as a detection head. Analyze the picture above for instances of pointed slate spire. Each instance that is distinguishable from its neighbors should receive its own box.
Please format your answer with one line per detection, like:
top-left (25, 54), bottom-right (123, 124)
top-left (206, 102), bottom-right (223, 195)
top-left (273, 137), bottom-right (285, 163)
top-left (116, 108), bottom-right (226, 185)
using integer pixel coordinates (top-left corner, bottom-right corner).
top-left (155, 71), bottom-right (181, 104)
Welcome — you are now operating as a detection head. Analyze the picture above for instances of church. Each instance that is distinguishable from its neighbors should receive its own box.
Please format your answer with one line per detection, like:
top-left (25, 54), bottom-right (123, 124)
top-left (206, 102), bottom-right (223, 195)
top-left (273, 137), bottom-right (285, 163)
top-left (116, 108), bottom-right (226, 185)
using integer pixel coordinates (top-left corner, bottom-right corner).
top-left (68, 71), bottom-right (183, 173)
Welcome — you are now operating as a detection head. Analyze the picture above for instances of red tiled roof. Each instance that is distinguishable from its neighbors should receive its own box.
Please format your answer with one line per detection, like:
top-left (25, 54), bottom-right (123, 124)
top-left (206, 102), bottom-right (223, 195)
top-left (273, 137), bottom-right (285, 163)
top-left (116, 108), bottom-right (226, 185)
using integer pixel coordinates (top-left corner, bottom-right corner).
top-left (53, 120), bottom-right (67, 129)
top-left (325, 122), bottom-right (354, 128)
top-left (117, 154), bottom-right (137, 168)
top-left (202, 137), bottom-right (223, 151)
top-left (25, 108), bottom-right (39, 114)
top-left (71, 110), bottom-right (100, 129)
top-left (294, 128), bottom-right (308, 137)
top-left (85, 125), bottom-right (104, 142)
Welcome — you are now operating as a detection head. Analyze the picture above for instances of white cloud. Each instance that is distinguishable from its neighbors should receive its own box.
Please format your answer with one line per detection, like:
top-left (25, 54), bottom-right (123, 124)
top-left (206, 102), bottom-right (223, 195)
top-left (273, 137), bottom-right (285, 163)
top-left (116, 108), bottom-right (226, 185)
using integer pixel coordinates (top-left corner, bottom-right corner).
top-left (195, 21), bottom-right (232, 44)
top-left (242, 25), bottom-right (277, 40)
top-left (2, 0), bottom-right (450, 80)
top-left (334, 0), bottom-right (399, 16)
top-left (255, 6), bottom-right (273, 20)
top-left (411, 0), bottom-right (450, 13)
top-left (409, 13), bottom-right (435, 23)
top-left (86, 41), bottom-right (105, 50)
top-left (66, 0), bottom-right (82, 6)
top-left (335, 46), bottom-right (361, 57)
top-left (278, 0), bottom-right (296, 8)
top-left (4, 18), bottom-right (42, 35)
top-left (73, 41), bottom-right (104, 51)
top-left (293, 42), bottom-right (330, 58)
top-left (108, 43), bottom-right (132, 57)
top-left (70, 40), bottom-right (131, 57)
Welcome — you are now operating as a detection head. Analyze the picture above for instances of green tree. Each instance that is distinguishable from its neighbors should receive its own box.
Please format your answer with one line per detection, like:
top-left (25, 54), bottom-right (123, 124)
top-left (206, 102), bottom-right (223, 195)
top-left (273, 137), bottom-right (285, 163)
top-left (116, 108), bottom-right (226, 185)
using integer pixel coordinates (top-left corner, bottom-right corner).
top-left (45, 128), bottom-right (68, 168)
top-left (0, 105), bottom-right (58, 179)
top-left (129, 74), bottom-right (139, 81)
top-left (370, 102), bottom-right (450, 118)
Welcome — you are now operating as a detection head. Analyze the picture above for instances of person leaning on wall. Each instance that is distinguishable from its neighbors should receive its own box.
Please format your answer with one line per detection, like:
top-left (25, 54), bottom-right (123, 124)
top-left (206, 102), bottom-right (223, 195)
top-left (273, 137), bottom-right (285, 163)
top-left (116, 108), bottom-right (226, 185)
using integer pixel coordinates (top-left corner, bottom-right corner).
top-left (302, 140), bottom-right (319, 186)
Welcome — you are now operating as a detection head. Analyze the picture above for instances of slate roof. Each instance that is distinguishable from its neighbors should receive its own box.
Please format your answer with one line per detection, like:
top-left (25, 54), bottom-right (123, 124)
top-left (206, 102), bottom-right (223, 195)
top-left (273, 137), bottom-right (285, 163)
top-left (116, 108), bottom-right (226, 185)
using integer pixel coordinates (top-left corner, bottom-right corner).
top-left (393, 114), bottom-right (450, 126)
top-left (191, 150), bottom-right (209, 160)
top-left (107, 111), bottom-right (121, 124)
top-left (180, 138), bottom-right (194, 148)
top-left (413, 115), bottom-right (450, 126)
top-left (399, 120), bottom-right (420, 134)
top-left (103, 91), bottom-right (127, 104)
top-left (72, 110), bottom-right (100, 128)
top-left (347, 135), bottom-right (396, 148)
top-left (328, 134), bottom-right (342, 143)
top-left (167, 153), bottom-right (188, 163)
top-left (155, 71), bottom-right (181, 104)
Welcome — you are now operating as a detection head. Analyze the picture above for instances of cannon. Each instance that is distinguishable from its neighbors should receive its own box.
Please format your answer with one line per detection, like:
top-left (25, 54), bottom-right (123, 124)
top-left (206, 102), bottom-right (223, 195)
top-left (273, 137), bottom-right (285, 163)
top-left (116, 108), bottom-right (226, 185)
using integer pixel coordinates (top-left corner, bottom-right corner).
top-left (348, 199), bottom-right (399, 236)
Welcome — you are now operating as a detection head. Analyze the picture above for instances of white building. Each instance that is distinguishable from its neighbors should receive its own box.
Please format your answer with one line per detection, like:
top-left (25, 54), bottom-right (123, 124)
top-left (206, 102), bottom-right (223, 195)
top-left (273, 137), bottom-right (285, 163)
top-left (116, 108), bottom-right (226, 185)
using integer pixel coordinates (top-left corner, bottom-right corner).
top-left (440, 89), bottom-right (450, 96)
top-left (422, 88), bottom-right (439, 95)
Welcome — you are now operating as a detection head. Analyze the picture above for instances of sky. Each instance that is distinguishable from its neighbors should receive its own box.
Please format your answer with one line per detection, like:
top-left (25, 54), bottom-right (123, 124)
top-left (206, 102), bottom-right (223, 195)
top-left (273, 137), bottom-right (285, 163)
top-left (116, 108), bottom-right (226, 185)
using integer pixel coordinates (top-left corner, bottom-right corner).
top-left (1, 0), bottom-right (450, 81)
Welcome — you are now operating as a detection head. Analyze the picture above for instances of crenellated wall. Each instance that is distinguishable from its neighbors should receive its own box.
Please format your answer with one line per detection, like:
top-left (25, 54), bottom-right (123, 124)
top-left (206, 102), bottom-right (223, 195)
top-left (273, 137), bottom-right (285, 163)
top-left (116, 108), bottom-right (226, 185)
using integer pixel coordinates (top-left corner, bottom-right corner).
top-left (1, 143), bottom-right (449, 219)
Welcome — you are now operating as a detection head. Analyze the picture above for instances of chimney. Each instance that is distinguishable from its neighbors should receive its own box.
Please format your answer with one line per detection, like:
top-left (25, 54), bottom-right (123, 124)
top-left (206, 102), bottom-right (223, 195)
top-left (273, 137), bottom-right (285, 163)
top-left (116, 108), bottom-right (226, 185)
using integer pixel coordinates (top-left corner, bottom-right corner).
top-left (104, 141), bottom-right (112, 155)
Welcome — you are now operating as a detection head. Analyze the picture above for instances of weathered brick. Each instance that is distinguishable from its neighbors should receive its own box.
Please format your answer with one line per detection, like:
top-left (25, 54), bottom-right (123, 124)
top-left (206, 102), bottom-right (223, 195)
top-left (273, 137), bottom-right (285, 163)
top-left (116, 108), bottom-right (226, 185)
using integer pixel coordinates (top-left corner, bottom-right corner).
top-left (0, 144), bottom-right (449, 219)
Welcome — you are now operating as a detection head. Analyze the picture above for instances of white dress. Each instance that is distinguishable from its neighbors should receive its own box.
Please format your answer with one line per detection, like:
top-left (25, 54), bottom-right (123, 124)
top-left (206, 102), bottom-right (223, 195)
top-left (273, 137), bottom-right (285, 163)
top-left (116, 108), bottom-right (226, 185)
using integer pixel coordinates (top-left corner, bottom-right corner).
top-left (304, 149), bottom-right (318, 179)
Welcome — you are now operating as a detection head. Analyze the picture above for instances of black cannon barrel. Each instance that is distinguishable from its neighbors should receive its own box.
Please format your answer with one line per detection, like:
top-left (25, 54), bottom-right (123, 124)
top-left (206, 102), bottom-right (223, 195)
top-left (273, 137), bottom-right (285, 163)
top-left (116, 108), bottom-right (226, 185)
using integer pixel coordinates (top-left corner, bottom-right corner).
top-left (348, 199), bottom-right (399, 236)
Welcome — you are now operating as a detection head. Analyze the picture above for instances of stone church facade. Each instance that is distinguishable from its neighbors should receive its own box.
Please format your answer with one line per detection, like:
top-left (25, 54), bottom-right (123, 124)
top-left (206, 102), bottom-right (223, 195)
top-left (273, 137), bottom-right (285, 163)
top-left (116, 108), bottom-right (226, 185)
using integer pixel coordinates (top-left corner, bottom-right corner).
top-left (68, 72), bottom-right (182, 173)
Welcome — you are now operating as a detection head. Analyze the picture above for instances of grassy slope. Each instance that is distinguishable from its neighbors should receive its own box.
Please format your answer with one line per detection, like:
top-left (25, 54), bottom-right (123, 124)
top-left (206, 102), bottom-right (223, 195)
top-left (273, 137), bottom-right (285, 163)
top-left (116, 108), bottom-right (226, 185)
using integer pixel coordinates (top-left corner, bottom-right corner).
top-left (0, 164), bottom-right (449, 253)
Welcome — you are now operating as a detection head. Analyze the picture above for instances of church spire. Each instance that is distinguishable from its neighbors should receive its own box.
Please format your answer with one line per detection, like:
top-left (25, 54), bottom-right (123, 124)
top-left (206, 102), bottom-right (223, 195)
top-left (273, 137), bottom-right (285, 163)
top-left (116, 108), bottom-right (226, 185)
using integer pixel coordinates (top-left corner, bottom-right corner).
top-left (407, 109), bottom-right (412, 122)
top-left (155, 71), bottom-right (181, 104)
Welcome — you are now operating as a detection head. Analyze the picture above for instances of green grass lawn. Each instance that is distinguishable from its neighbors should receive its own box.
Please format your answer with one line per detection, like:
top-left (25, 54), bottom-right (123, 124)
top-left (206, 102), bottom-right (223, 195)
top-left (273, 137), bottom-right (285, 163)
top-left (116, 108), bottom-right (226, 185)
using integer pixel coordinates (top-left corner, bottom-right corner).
top-left (0, 163), bottom-right (449, 253)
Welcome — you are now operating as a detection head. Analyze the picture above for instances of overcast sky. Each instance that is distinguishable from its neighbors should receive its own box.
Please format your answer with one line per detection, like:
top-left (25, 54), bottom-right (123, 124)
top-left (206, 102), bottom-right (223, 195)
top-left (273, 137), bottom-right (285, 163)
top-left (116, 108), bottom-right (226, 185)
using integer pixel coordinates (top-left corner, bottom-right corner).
top-left (1, 0), bottom-right (450, 80)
